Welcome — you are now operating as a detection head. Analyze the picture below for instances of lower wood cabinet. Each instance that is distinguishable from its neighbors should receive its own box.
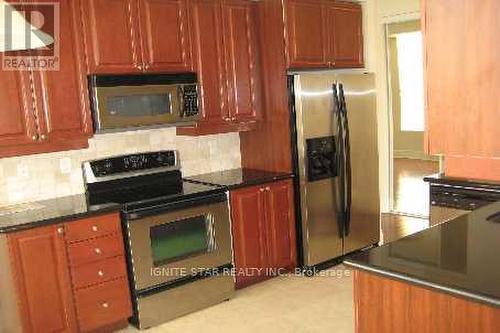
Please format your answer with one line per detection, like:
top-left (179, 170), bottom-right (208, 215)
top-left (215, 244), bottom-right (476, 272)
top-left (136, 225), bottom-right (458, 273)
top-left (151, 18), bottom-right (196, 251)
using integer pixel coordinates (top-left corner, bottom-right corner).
top-left (230, 179), bottom-right (297, 288)
top-left (7, 213), bottom-right (132, 333)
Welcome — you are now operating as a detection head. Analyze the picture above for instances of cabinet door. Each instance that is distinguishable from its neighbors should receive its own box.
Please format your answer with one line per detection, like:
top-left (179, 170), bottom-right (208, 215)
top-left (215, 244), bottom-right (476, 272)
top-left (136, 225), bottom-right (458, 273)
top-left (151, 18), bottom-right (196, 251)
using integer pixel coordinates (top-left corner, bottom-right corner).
top-left (265, 180), bottom-right (297, 270)
top-left (80, 0), bottom-right (142, 73)
top-left (285, 0), bottom-right (329, 69)
top-left (0, 71), bottom-right (38, 150)
top-left (230, 185), bottom-right (268, 288)
top-left (8, 225), bottom-right (77, 333)
top-left (327, 3), bottom-right (364, 68)
top-left (138, 0), bottom-right (192, 72)
top-left (222, 0), bottom-right (262, 122)
top-left (424, 0), bottom-right (500, 179)
top-left (31, 0), bottom-right (92, 151)
top-left (190, 0), bottom-right (230, 124)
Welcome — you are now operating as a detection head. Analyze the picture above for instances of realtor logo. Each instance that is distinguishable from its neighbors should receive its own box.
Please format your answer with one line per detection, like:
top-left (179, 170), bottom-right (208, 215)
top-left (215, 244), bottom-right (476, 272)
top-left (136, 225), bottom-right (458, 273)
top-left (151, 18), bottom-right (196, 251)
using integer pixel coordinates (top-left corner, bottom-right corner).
top-left (1, 1), bottom-right (60, 71)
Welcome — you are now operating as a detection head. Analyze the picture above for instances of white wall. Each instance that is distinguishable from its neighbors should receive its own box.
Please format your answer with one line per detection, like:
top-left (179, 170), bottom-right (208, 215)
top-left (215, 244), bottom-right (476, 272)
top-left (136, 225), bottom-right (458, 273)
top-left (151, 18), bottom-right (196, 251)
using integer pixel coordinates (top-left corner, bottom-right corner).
top-left (358, 0), bottom-right (420, 212)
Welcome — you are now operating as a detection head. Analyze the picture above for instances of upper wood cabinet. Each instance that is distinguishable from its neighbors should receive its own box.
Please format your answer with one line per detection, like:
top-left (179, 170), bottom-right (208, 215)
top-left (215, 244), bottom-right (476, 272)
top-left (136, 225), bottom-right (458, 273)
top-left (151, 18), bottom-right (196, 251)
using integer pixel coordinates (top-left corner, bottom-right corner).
top-left (0, 0), bottom-right (92, 158)
top-left (230, 179), bottom-right (297, 289)
top-left (327, 3), bottom-right (363, 68)
top-left (80, 0), bottom-right (192, 74)
top-left (8, 225), bottom-right (78, 333)
top-left (285, 0), bottom-right (364, 69)
top-left (285, 0), bottom-right (329, 68)
top-left (137, 0), bottom-right (192, 72)
top-left (0, 72), bottom-right (37, 148)
top-left (177, 0), bottom-right (262, 135)
top-left (423, 0), bottom-right (500, 180)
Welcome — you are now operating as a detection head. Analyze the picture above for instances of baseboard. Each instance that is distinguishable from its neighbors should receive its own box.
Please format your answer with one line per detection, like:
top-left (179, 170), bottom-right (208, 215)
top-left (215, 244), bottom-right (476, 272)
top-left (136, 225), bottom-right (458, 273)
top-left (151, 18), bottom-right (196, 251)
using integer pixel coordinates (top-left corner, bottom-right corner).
top-left (393, 150), bottom-right (439, 161)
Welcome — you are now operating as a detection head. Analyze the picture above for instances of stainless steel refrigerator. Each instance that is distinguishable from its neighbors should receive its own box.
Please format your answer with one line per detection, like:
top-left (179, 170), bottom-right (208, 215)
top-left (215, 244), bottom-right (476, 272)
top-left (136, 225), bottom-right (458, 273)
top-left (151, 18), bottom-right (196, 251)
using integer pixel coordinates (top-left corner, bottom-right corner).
top-left (289, 71), bottom-right (380, 268)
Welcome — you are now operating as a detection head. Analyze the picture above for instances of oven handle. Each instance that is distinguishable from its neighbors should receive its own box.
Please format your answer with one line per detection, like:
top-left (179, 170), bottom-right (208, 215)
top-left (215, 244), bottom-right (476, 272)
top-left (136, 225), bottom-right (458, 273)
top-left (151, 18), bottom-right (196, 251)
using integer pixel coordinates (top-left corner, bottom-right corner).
top-left (126, 192), bottom-right (227, 220)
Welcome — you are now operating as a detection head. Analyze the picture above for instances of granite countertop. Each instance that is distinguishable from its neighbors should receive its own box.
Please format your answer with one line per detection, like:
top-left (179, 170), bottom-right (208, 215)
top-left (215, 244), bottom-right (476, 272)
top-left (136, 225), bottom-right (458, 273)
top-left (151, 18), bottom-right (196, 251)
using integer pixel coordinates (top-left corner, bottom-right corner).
top-left (184, 168), bottom-right (294, 190)
top-left (0, 194), bottom-right (121, 234)
top-left (344, 201), bottom-right (500, 307)
top-left (424, 173), bottom-right (500, 191)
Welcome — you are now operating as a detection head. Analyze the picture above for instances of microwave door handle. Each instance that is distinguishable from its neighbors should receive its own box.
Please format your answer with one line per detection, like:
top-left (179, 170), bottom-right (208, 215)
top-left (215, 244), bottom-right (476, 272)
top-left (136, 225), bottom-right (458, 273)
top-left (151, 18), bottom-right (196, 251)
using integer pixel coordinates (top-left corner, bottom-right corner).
top-left (178, 86), bottom-right (185, 118)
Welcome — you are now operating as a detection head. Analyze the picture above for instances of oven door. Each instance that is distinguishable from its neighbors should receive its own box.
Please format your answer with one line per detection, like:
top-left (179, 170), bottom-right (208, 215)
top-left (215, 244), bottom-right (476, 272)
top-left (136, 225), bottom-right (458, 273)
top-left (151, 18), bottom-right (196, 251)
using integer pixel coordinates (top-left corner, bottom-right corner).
top-left (93, 84), bottom-right (183, 132)
top-left (125, 195), bottom-right (232, 291)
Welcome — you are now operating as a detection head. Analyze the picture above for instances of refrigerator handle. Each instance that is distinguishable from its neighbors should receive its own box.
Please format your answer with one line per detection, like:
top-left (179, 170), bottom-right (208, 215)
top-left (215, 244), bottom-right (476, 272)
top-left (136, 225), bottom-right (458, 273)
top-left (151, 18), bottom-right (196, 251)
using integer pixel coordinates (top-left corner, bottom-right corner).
top-left (333, 83), bottom-right (346, 238)
top-left (339, 84), bottom-right (352, 236)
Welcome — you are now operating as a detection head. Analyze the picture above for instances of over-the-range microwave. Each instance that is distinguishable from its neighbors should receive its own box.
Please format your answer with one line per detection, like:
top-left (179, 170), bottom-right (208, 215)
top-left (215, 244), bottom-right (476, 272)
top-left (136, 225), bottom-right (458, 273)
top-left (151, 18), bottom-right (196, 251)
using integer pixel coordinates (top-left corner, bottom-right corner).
top-left (88, 73), bottom-right (200, 133)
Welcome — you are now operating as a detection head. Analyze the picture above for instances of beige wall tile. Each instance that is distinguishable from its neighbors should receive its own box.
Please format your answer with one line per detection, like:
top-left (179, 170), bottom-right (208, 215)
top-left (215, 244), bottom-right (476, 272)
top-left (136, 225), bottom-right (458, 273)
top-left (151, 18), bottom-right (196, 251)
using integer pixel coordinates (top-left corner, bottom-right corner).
top-left (0, 128), bottom-right (241, 206)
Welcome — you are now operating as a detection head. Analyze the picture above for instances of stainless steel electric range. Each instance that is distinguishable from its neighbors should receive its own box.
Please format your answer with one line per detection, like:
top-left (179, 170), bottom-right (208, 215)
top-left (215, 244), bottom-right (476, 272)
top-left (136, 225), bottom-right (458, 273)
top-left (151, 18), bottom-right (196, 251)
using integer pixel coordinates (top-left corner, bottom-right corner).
top-left (83, 151), bottom-right (234, 329)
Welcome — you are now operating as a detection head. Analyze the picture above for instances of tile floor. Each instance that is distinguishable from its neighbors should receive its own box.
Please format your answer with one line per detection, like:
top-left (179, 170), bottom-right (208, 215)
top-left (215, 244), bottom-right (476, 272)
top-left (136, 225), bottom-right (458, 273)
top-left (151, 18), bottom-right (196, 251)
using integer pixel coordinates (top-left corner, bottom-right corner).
top-left (119, 266), bottom-right (354, 333)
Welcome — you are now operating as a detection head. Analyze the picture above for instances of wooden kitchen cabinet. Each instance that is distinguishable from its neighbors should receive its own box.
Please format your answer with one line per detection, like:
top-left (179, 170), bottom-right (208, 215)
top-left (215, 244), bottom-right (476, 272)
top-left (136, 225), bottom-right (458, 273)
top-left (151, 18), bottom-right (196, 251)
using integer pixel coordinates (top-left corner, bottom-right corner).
top-left (6, 213), bottom-right (132, 332)
top-left (177, 0), bottom-right (262, 135)
top-left (285, 0), bottom-right (329, 68)
top-left (230, 179), bottom-right (297, 289)
top-left (285, 0), bottom-right (364, 69)
top-left (0, 0), bottom-right (92, 158)
top-left (80, 0), bottom-right (192, 74)
top-left (423, 0), bottom-right (500, 180)
top-left (326, 3), bottom-right (363, 68)
top-left (0, 72), bottom-right (37, 148)
top-left (8, 225), bottom-right (78, 333)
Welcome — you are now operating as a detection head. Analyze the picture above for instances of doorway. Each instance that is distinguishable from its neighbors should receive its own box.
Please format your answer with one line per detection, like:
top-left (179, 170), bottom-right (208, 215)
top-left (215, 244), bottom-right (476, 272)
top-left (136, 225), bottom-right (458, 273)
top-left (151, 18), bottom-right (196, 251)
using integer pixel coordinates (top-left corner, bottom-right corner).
top-left (387, 21), bottom-right (439, 218)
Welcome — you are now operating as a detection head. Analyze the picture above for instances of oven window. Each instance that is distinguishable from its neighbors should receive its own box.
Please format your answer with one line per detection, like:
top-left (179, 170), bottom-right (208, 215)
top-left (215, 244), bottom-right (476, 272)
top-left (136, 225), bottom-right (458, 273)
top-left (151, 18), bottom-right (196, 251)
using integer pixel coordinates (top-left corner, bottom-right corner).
top-left (150, 215), bottom-right (215, 267)
top-left (106, 94), bottom-right (172, 117)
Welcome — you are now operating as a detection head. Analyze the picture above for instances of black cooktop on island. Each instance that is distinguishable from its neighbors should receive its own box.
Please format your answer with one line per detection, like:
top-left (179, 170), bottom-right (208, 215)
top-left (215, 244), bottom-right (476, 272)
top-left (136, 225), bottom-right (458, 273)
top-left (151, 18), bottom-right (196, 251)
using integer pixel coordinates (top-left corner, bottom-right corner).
top-left (344, 201), bottom-right (500, 307)
top-left (84, 151), bottom-right (225, 213)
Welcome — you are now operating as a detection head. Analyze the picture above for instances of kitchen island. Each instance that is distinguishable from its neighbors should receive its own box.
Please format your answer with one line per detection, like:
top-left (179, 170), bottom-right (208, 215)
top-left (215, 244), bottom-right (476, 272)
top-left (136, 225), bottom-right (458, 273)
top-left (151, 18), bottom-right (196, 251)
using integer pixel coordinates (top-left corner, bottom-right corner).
top-left (344, 202), bottom-right (500, 333)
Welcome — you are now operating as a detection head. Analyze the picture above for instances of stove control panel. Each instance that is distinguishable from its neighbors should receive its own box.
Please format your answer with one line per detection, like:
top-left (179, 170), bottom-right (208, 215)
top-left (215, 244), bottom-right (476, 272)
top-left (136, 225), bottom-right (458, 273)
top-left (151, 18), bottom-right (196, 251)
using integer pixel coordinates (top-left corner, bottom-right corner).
top-left (87, 151), bottom-right (178, 178)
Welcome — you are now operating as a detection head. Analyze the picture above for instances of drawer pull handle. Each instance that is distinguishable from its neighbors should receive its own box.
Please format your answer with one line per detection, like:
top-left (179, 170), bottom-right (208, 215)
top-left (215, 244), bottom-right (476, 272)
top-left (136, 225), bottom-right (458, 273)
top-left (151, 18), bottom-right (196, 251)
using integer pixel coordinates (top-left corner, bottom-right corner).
top-left (97, 270), bottom-right (104, 277)
top-left (94, 248), bottom-right (102, 255)
top-left (102, 302), bottom-right (109, 309)
top-left (57, 227), bottom-right (64, 235)
top-left (91, 225), bottom-right (99, 232)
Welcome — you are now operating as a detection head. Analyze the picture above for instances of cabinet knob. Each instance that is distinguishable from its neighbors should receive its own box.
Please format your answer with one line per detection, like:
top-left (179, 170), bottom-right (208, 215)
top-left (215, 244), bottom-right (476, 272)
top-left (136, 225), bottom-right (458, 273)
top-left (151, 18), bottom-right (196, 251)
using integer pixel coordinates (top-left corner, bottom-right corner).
top-left (231, 117), bottom-right (236, 121)
top-left (91, 225), bottom-right (98, 232)
top-left (137, 64), bottom-right (143, 70)
top-left (144, 64), bottom-right (150, 70)
top-left (57, 227), bottom-right (64, 235)
top-left (265, 186), bottom-right (271, 191)
top-left (94, 248), bottom-right (102, 255)
top-left (97, 270), bottom-right (104, 277)
top-left (32, 134), bottom-right (38, 141)
top-left (259, 188), bottom-right (265, 192)
top-left (102, 302), bottom-right (109, 309)
top-left (40, 134), bottom-right (47, 140)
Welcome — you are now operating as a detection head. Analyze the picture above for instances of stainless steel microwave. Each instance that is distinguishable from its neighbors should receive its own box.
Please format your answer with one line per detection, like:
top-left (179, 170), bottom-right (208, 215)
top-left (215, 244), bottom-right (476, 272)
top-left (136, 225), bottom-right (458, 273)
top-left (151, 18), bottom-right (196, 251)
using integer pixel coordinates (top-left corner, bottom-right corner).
top-left (88, 73), bottom-right (200, 133)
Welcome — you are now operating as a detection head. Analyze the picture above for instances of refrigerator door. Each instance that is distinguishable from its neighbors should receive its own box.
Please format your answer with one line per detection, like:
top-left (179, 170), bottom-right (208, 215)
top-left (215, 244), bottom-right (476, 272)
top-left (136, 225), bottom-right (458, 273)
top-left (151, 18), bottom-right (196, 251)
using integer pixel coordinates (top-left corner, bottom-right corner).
top-left (293, 74), bottom-right (343, 267)
top-left (336, 73), bottom-right (380, 254)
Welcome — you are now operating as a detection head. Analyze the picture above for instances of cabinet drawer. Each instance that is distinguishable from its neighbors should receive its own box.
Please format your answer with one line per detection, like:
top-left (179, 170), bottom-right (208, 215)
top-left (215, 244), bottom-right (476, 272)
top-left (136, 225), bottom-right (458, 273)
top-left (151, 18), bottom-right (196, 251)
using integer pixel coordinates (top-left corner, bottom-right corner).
top-left (71, 255), bottom-right (128, 289)
top-left (75, 278), bottom-right (132, 332)
top-left (67, 234), bottom-right (124, 267)
top-left (65, 213), bottom-right (121, 243)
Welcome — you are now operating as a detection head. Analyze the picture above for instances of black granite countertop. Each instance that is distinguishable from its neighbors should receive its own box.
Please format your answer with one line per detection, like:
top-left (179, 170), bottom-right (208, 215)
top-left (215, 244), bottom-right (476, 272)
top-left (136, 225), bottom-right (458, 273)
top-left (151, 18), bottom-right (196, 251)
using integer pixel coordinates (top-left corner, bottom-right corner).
top-left (424, 173), bottom-right (500, 191)
top-left (344, 201), bottom-right (500, 307)
top-left (0, 194), bottom-right (121, 234)
top-left (184, 168), bottom-right (294, 190)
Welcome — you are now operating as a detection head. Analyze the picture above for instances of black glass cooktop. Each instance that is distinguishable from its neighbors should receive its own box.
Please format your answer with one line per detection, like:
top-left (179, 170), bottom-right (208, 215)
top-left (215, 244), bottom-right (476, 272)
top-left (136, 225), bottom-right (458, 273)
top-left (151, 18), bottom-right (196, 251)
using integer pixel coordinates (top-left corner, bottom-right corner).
top-left (87, 172), bottom-right (224, 212)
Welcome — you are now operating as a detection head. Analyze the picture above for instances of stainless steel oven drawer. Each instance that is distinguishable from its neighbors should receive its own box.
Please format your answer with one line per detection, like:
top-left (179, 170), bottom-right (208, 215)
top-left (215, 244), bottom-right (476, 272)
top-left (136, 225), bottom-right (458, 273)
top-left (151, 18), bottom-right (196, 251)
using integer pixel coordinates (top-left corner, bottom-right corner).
top-left (133, 274), bottom-right (235, 329)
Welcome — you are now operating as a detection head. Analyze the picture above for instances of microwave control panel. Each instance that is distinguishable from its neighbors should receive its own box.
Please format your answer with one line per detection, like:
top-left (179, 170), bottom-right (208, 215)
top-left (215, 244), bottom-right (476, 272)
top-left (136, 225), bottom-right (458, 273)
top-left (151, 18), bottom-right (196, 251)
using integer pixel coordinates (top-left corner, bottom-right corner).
top-left (181, 84), bottom-right (200, 118)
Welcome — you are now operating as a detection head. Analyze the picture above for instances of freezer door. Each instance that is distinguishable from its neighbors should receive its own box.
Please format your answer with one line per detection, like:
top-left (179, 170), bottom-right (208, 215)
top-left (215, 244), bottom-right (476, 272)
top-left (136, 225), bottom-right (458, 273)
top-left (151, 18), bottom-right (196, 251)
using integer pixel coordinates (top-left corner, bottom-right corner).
top-left (336, 74), bottom-right (380, 254)
top-left (293, 74), bottom-right (343, 266)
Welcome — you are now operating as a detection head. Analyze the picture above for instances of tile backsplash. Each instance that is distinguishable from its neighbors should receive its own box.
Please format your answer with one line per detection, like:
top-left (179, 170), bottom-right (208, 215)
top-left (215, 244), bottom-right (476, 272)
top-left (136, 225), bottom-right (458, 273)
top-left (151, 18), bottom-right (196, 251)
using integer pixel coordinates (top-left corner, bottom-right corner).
top-left (0, 128), bottom-right (241, 206)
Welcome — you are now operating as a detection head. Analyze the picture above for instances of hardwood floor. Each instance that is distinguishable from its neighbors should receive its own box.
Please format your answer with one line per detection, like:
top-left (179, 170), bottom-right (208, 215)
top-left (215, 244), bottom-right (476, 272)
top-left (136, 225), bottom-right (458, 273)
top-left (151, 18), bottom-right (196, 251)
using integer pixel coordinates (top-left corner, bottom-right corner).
top-left (393, 158), bottom-right (439, 216)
